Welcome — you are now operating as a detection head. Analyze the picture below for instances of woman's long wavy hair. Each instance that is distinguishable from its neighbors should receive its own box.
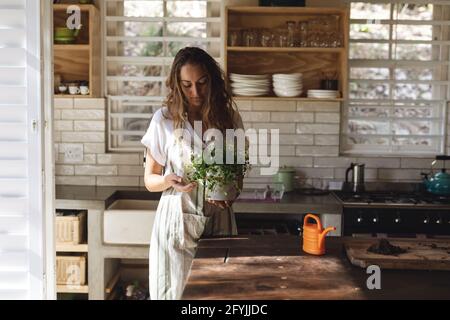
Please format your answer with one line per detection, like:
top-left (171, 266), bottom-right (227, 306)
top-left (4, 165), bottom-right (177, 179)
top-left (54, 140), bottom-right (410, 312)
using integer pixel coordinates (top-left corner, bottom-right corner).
top-left (163, 47), bottom-right (236, 132)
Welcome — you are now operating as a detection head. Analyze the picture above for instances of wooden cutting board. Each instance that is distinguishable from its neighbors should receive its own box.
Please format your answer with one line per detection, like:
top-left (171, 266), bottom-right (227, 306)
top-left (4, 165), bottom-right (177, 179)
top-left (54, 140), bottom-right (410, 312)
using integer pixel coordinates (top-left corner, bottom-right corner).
top-left (344, 238), bottom-right (450, 271)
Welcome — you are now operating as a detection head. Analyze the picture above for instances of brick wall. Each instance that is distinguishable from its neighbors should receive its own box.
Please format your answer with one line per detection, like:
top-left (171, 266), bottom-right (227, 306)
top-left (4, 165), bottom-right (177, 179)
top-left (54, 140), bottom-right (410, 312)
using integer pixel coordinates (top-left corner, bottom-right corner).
top-left (54, 98), bottom-right (449, 188)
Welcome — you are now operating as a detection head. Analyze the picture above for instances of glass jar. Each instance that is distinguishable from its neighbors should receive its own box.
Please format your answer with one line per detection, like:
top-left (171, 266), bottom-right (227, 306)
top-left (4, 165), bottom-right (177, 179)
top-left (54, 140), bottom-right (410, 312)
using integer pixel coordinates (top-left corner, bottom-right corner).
top-left (286, 21), bottom-right (296, 47)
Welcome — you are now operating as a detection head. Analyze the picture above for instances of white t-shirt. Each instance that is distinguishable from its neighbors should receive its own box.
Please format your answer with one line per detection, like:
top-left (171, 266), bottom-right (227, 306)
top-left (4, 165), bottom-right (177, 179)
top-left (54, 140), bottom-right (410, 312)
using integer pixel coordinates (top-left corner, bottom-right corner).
top-left (141, 107), bottom-right (244, 168)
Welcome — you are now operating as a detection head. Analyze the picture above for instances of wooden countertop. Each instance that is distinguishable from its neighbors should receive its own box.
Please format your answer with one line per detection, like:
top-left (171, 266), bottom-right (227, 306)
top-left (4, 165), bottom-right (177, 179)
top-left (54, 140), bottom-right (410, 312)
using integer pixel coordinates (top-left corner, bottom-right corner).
top-left (182, 235), bottom-right (450, 300)
top-left (55, 185), bottom-right (342, 214)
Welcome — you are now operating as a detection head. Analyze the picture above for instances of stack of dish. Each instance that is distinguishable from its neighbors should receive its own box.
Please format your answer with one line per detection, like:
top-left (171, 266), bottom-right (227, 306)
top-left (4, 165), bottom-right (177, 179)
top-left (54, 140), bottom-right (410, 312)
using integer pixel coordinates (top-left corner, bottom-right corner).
top-left (307, 90), bottom-right (340, 99)
top-left (230, 73), bottom-right (270, 97)
top-left (272, 73), bottom-right (303, 97)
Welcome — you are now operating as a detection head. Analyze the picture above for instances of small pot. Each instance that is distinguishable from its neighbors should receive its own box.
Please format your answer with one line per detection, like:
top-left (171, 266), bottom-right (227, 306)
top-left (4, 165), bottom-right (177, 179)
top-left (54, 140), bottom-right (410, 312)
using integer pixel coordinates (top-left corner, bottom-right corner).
top-left (206, 183), bottom-right (237, 201)
top-left (274, 167), bottom-right (296, 192)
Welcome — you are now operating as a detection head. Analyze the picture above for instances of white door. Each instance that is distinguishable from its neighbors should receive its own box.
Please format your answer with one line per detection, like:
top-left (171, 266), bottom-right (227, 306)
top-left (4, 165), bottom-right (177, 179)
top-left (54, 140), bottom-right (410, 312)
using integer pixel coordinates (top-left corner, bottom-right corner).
top-left (0, 0), bottom-right (47, 299)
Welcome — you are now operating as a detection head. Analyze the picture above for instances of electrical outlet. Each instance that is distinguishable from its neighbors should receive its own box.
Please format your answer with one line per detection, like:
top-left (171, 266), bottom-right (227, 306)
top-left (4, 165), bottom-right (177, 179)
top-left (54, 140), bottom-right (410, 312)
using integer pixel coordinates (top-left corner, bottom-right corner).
top-left (64, 144), bottom-right (83, 162)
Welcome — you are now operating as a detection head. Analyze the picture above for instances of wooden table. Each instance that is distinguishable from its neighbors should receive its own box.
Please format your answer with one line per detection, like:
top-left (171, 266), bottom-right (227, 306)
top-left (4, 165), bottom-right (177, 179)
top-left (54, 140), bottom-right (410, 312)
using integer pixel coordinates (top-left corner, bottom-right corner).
top-left (182, 235), bottom-right (450, 300)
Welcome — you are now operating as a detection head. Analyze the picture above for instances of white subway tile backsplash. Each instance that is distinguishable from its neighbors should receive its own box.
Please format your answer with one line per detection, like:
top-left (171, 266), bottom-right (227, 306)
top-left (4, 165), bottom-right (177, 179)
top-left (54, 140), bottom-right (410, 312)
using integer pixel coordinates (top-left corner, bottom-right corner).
top-left (279, 156), bottom-right (313, 168)
top-left (279, 134), bottom-right (314, 145)
top-left (54, 99), bottom-right (73, 109)
top-left (298, 168), bottom-right (334, 179)
top-left (74, 98), bottom-right (105, 109)
top-left (84, 143), bottom-right (106, 154)
top-left (378, 169), bottom-right (423, 181)
top-left (74, 121), bottom-right (105, 131)
top-left (278, 146), bottom-right (296, 156)
top-left (55, 165), bottom-right (74, 176)
top-left (356, 157), bottom-right (400, 168)
top-left (75, 165), bottom-right (118, 176)
top-left (271, 112), bottom-right (314, 123)
top-left (296, 124), bottom-right (340, 135)
top-left (240, 111), bottom-right (270, 122)
top-left (56, 153), bottom-right (96, 165)
top-left (54, 110), bottom-right (61, 120)
top-left (97, 154), bottom-right (140, 165)
top-left (53, 97), bottom-right (442, 188)
top-left (252, 99), bottom-right (296, 111)
top-left (296, 146), bottom-right (339, 156)
top-left (118, 165), bottom-right (145, 176)
top-left (54, 131), bottom-right (61, 143)
top-left (314, 135), bottom-right (339, 146)
top-left (61, 110), bottom-right (105, 120)
top-left (400, 158), bottom-right (434, 169)
top-left (234, 99), bottom-right (252, 111)
top-left (54, 120), bottom-right (73, 131)
top-left (61, 132), bottom-right (105, 143)
top-left (314, 157), bottom-right (355, 168)
top-left (248, 122), bottom-right (296, 134)
top-left (55, 176), bottom-right (96, 186)
top-left (314, 113), bottom-right (340, 123)
top-left (58, 143), bottom-right (83, 154)
top-left (297, 101), bottom-right (340, 113)
top-left (97, 176), bottom-right (140, 186)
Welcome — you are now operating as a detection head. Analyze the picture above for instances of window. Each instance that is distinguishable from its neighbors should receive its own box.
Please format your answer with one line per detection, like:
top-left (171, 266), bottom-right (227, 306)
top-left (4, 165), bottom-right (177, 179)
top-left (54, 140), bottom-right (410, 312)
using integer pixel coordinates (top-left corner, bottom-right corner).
top-left (104, 0), bottom-right (224, 152)
top-left (344, 1), bottom-right (450, 155)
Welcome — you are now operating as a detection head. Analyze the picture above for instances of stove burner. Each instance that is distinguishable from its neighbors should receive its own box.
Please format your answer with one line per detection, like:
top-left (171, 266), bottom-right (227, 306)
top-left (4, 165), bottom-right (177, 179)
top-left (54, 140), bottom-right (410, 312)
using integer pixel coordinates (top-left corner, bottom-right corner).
top-left (335, 191), bottom-right (450, 206)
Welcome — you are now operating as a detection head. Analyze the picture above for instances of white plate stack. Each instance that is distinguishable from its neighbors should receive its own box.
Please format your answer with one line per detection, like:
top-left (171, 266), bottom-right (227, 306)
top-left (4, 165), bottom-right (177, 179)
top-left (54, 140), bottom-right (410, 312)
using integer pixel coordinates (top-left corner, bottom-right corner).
top-left (230, 73), bottom-right (270, 97)
top-left (307, 90), bottom-right (340, 99)
top-left (272, 73), bottom-right (303, 97)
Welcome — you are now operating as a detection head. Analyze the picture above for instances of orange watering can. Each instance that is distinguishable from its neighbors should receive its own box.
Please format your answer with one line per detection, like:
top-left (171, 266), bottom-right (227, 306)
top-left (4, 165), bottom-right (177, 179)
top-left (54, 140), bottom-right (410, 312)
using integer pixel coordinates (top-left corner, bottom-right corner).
top-left (302, 214), bottom-right (336, 255)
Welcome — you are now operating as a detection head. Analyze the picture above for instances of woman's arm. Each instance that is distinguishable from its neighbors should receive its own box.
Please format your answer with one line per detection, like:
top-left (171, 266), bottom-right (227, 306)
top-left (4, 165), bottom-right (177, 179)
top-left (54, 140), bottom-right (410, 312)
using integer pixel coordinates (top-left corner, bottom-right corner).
top-left (144, 149), bottom-right (196, 193)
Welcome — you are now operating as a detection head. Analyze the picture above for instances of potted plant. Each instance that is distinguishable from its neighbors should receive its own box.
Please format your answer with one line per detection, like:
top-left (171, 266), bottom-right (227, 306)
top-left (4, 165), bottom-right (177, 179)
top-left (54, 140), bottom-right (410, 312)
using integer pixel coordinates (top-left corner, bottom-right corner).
top-left (186, 143), bottom-right (250, 201)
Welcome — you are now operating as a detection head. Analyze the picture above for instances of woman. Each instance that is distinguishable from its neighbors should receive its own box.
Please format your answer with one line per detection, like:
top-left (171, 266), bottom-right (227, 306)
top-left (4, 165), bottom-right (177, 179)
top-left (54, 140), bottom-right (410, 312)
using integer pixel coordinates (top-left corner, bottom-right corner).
top-left (141, 47), bottom-right (244, 300)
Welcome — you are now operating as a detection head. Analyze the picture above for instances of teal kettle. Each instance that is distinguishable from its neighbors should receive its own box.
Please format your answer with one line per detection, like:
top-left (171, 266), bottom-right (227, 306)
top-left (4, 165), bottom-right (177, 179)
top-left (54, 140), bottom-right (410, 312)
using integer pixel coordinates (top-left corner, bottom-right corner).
top-left (421, 156), bottom-right (450, 195)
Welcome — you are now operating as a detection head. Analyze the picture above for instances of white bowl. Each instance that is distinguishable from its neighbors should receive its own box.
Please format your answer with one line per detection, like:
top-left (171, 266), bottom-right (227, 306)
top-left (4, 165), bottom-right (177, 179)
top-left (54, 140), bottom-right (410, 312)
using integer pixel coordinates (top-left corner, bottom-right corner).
top-left (273, 84), bottom-right (303, 90)
top-left (274, 89), bottom-right (302, 97)
top-left (273, 73), bottom-right (303, 79)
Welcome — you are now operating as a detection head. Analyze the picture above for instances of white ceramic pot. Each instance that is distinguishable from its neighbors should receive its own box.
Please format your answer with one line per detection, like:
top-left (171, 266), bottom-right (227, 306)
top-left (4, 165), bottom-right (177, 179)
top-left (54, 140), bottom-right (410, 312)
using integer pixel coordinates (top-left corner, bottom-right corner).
top-left (206, 183), bottom-right (237, 201)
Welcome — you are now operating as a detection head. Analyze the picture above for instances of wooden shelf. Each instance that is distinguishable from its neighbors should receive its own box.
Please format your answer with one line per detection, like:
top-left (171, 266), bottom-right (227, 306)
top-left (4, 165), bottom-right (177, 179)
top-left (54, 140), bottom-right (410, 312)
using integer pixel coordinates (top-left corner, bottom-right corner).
top-left (53, 4), bottom-right (102, 97)
top-left (227, 46), bottom-right (345, 53)
top-left (53, 4), bottom-right (96, 12)
top-left (228, 6), bottom-right (346, 15)
top-left (54, 94), bottom-right (93, 98)
top-left (226, 6), bottom-right (349, 99)
top-left (54, 44), bottom-right (90, 51)
top-left (233, 96), bottom-right (344, 102)
top-left (57, 285), bottom-right (89, 294)
top-left (56, 243), bottom-right (88, 253)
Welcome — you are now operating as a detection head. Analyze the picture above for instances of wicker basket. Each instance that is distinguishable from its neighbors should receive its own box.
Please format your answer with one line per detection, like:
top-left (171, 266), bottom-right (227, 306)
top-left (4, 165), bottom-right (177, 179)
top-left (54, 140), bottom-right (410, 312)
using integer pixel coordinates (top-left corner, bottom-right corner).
top-left (56, 255), bottom-right (87, 285)
top-left (55, 211), bottom-right (87, 244)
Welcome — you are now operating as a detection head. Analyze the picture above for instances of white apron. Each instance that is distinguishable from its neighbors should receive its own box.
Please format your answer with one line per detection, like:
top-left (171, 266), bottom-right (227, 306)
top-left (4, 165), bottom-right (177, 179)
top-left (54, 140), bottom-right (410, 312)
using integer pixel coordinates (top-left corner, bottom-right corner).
top-left (142, 108), bottom-right (238, 300)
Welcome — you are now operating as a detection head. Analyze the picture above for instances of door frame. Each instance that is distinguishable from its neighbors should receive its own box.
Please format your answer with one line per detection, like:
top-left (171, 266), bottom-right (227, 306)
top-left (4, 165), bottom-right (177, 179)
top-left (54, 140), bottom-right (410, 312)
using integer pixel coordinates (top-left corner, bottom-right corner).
top-left (41, 0), bottom-right (56, 300)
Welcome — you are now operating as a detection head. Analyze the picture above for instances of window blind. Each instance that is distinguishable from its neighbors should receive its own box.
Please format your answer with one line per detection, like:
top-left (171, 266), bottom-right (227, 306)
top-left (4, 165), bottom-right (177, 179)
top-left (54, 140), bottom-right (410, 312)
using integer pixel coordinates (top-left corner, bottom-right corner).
top-left (0, 0), bottom-right (43, 300)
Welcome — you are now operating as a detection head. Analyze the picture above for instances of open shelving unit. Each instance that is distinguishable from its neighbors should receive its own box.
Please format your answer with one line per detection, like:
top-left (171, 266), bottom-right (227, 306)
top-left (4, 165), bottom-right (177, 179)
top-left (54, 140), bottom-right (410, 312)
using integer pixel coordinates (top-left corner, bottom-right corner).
top-left (225, 6), bottom-right (349, 101)
top-left (53, 3), bottom-right (101, 98)
top-left (55, 209), bottom-right (89, 298)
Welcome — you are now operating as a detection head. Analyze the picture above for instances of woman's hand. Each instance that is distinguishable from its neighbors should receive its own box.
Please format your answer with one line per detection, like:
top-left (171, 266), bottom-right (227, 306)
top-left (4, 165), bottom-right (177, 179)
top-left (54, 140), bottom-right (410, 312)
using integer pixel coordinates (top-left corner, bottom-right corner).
top-left (164, 173), bottom-right (197, 193)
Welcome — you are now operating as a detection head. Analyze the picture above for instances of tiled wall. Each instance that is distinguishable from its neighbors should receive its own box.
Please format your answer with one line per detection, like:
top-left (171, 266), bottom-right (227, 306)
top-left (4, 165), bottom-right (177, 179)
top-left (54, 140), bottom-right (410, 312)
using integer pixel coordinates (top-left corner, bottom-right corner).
top-left (54, 98), bottom-right (449, 188)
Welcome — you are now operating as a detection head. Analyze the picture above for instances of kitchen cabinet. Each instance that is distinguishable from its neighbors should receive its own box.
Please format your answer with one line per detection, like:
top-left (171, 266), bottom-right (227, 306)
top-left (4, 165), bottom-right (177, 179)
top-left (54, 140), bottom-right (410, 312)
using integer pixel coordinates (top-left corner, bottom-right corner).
top-left (225, 6), bottom-right (348, 101)
top-left (53, 4), bottom-right (101, 98)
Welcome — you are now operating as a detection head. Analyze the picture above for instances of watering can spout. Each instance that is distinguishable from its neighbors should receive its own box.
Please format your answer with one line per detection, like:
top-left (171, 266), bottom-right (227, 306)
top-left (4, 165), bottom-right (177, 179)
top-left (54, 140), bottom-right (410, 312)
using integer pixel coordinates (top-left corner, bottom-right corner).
top-left (319, 226), bottom-right (336, 246)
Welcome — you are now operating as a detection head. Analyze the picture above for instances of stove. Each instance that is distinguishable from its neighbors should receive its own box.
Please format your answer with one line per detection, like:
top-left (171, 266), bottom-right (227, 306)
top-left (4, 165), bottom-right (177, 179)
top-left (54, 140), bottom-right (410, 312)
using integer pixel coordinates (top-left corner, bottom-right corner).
top-left (333, 183), bottom-right (450, 238)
